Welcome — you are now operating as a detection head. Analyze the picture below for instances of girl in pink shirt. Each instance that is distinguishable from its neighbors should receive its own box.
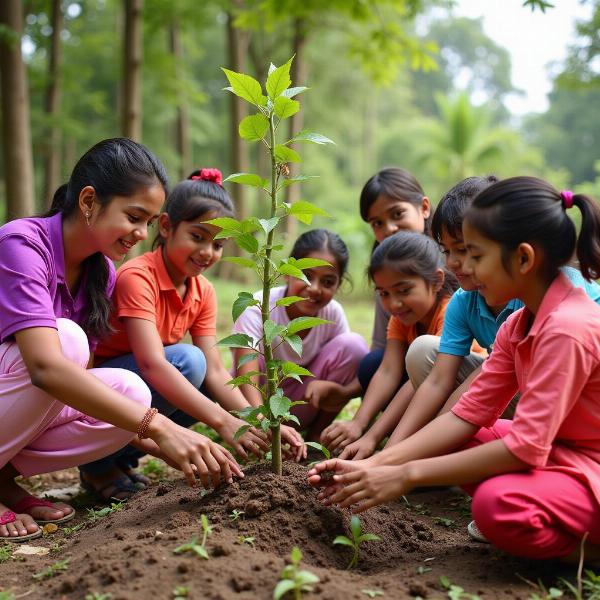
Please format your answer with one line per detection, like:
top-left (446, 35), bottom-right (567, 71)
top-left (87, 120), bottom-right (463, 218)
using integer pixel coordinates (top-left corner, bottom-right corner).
top-left (309, 176), bottom-right (600, 563)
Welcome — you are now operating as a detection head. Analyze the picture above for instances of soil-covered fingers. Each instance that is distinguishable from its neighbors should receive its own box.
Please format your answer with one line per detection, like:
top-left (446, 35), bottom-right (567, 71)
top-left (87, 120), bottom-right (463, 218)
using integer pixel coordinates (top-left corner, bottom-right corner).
top-left (281, 425), bottom-right (306, 461)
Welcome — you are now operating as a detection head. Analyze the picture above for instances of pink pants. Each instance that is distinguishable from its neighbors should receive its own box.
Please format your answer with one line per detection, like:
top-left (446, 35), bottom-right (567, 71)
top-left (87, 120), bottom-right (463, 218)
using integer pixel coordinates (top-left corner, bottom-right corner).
top-left (464, 420), bottom-right (600, 559)
top-left (0, 319), bottom-right (151, 477)
top-left (279, 332), bottom-right (368, 429)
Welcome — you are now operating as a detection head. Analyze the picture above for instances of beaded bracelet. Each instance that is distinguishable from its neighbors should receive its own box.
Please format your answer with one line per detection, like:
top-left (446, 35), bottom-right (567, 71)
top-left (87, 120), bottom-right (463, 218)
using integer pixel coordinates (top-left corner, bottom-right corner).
top-left (137, 407), bottom-right (158, 439)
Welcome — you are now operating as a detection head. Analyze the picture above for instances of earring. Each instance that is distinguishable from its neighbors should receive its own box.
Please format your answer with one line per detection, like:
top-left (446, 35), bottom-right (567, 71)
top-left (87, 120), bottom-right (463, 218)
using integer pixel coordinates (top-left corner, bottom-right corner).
top-left (85, 211), bottom-right (91, 227)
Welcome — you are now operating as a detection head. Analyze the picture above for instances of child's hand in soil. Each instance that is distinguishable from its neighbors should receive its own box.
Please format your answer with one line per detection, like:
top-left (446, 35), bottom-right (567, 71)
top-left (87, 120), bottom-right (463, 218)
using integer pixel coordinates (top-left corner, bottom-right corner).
top-left (280, 425), bottom-right (307, 462)
top-left (148, 415), bottom-right (243, 489)
top-left (338, 434), bottom-right (377, 461)
top-left (218, 417), bottom-right (270, 460)
top-left (320, 420), bottom-right (363, 454)
top-left (304, 380), bottom-right (348, 413)
top-left (308, 458), bottom-right (410, 512)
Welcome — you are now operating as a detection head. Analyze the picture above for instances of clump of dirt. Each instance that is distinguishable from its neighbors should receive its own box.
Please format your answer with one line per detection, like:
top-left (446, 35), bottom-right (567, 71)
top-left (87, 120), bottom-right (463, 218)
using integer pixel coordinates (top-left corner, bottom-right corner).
top-left (0, 462), bottom-right (574, 599)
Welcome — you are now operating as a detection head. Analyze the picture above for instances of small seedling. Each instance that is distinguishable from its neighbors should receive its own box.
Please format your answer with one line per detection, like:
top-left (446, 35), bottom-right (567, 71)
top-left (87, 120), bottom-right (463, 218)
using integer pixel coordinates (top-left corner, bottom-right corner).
top-left (142, 458), bottom-right (166, 478)
top-left (0, 545), bottom-right (12, 563)
top-left (84, 593), bottom-right (113, 600)
top-left (434, 517), bottom-right (456, 528)
top-left (333, 515), bottom-right (381, 570)
top-left (173, 514), bottom-right (212, 560)
top-left (62, 522), bottom-right (85, 536)
top-left (32, 558), bottom-right (70, 581)
top-left (86, 500), bottom-right (124, 522)
top-left (273, 546), bottom-right (319, 600)
top-left (518, 575), bottom-right (564, 600)
top-left (440, 576), bottom-right (481, 600)
top-left (417, 566), bottom-right (432, 575)
top-left (49, 542), bottom-right (64, 554)
top-left (230, 509), bottom-right (245, 521)
top-left (362, 590), bottom-right (384, 598)
top-left (172, 587), bottom-right (189, 599)
top-left (238, 535), bottom-right (255, 547)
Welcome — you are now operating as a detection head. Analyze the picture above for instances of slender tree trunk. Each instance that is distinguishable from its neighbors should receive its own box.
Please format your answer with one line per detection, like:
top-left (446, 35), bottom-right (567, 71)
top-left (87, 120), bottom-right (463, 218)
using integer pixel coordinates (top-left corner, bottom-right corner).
top-left (169, 23), bottom-right (191, 180)
top-left (122, 0), bottom-right (143, 140)
top-left (0, 0), bottom-right (35, 220)
top-left (362, 91), bottom-right (376, 185)
top-left (43, 0), bottom-right (64, 208)
top-left (285, 18), bottom-right (308, 239)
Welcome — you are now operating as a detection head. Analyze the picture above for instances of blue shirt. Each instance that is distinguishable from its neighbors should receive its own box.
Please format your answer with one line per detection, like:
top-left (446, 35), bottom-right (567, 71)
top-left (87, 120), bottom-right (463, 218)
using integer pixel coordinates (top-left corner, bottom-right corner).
top-left (439, 266), bottom-right (600, 356)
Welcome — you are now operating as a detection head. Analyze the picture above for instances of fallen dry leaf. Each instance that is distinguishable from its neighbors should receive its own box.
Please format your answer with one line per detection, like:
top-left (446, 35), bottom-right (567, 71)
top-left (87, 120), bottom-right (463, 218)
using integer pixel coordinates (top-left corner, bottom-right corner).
top-left (14, 544), bottom-right (49, 556)
top-left (43, 523), bottom-right (59, 534)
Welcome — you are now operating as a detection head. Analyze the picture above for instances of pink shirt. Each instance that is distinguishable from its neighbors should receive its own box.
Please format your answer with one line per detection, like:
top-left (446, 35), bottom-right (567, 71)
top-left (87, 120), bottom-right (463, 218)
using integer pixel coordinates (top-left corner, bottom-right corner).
top-left (453, 273), bottom-right (600, 503)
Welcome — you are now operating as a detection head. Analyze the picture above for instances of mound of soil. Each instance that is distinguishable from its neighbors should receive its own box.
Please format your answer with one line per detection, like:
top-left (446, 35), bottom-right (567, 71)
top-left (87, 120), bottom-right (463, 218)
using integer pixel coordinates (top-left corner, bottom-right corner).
top-left (1, 462), bottom-right (570, 599)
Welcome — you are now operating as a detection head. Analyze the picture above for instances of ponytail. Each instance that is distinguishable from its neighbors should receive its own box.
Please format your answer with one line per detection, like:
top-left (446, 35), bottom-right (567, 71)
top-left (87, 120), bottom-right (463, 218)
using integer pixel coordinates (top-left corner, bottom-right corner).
top-left (46, 183), bottom-right (69, 217)
top-left (573, 193), bottom-right (600, 280)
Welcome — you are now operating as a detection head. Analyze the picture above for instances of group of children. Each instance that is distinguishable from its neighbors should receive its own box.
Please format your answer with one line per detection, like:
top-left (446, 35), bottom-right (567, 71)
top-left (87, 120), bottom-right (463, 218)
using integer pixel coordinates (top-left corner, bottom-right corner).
top-left (1, 137), bottom-right (600, 567)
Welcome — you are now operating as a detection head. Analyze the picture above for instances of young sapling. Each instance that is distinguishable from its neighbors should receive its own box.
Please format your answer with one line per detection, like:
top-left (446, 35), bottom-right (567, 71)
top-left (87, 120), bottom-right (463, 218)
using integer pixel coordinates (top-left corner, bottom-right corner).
top-left (333, 515), bottom-right (381, 570)
top-left (173, 514), bottom-right (213, 560)
top-left (238, 535), bottom-right (255, 547)
top-left (230, 509), bottom-right (245, 521)
top-left (32, 558), bottom-right (70, 581)
top-left (273, 546), bottom-right (320, 600)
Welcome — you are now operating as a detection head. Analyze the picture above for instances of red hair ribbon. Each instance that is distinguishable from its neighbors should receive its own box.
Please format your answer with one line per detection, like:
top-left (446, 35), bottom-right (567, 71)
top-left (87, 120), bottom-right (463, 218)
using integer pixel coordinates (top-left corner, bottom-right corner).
top-left (560, 190), bottom-right (574, 209)
top-left (191, 168), bottom-right (222, 186)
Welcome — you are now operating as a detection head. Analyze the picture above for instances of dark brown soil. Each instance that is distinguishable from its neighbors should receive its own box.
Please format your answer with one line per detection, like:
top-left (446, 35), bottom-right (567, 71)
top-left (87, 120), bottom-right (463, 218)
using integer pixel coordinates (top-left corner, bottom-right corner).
top-left (0, 462), bottom-right (574, 600)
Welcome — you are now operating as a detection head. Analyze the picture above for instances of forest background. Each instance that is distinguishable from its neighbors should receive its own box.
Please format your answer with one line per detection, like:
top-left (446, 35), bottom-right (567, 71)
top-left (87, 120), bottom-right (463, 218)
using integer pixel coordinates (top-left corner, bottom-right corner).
top-left (1, 0), bottom-right (600, 331)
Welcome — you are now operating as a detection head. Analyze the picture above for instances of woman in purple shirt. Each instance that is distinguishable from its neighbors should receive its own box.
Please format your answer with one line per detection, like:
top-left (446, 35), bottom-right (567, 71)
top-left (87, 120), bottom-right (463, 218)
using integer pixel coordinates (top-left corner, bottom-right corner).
top-left (0, 138), bottom-right (242, 542)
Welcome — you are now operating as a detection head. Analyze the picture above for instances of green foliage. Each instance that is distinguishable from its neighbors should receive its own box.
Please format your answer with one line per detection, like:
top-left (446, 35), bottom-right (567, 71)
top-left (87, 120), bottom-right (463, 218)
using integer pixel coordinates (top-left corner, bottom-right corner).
top-left (333, 515), bottom-right (381, 570)
top-left (85, 593), bottom-right (113, 600)
top-left (0, 545), bottom-right (11, 563)
top-left (362, 590), bottom-right (385, 598)
top-left (434, 516), bottom-right (456, 528)
top-left (273, 546), bottom-right (320, 600)
top-left (172, 587), bottom-right (189, 599)
top-left (439, 576), bottom-right (481, 600)
top-left (141, 458), bottom-right (167, 478)
top-left (86, 500), bottom-right (125, 522)
top-left (33, 558), bottom-right (71, 581)
top-left (238, 535), bottom-right (256, 546)
top-left (173, 514), bottom-right (213, 560)
top-left (560, 568), bottom-right (600, 600)
top-left (230, 509), bottom-right (245, 521)
top-left (220, 56), bottom-right (334, 474)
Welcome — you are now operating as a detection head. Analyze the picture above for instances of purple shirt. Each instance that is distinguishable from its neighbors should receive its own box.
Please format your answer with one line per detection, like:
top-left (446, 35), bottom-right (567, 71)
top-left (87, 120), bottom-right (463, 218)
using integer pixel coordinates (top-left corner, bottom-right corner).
top-left (0, 213), bottom-right (116, 350)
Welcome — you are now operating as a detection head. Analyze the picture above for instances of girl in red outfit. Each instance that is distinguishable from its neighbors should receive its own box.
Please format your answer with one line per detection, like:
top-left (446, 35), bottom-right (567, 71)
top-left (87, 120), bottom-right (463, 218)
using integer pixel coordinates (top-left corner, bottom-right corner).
top-left (309, 176), bottom-right (600, 563)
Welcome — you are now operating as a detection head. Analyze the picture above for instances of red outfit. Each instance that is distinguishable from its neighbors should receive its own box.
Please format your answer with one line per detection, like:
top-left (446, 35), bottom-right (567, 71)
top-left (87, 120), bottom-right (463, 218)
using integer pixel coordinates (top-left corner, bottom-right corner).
top-left (453, 273), bottom-right (600, 558)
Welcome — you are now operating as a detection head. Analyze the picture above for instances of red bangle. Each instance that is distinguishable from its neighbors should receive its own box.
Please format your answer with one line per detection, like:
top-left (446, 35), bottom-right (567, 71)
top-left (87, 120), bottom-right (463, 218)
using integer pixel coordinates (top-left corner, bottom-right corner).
top-left (137, 408), bottom-right (158, 439)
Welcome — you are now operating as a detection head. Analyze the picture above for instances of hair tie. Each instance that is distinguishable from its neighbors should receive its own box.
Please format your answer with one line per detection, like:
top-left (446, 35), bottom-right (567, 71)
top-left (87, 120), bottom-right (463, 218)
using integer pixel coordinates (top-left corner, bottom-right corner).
top-left (191, 168), bottom-right (222, 186)
top-left (560, 190), bottom-right (574, 210)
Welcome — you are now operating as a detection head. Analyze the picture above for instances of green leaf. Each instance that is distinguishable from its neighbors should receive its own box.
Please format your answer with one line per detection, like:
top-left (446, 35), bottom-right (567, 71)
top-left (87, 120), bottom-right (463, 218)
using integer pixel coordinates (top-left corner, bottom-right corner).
top-left (296, 570), bottom-right (320, 586)
top-left (212, 228), bottom-right (238, 240)
top-left (290, 546), bottom-right (302, 564)
top-left (274, 96), bottom-right (300, 119)
top-left (282, 175), bottom-right (318, 188)
top-left (224, 173), bottom-right (269, 188)
top-left (216, 333), bottom-right (254, 349)
top-left (359, 533), bottom-right (381, 542)
top-left (222, 68), bottom-right (266, 106)
top-left (258, 217), bottom-right (280, 234)
top-left (193, 545), bottom-right (209, 560)
top-left (290, 130), bottom-right (335, 145)
top-left (275, 295), bottom-right (305, 307)
top-left (235, 406), bottom-right (262, 421)
top-left (277, 262), bottom-right (309, 284)
top-left (286, 200), bottom-right (331, 224)
top-left (226, 375), bottom-right (255, 387)
top-left (264, 319), bottom-right (286, 345)
top-left (237, 352), bottom-right (261, 368)
top-left (269, 390), bottom-right (292, 419)
top-left (287, 317), bottom-right (330, 336)
top-left (273, 580), bottom-right (296, 600)
top-left (233, 425), bottom-right (252, 441)
top-left (284, 334), bottom-right (303, 356)
top-left (289, 257), bottom-right (331, 270)
top-left (281, 86), bottom-right (308, 98)
top-left (333, 536), bottom-right (354, 547)
top-left (232, 291), bottom-right (259, 322)
top-left (274, 145), bottom-right (301, 163)
top-left (350, 516), bottom-right (362, 541)
top-left (281, 362), bottom-right (313, 378)
top-left (305, 441), bottom-right (330, 459)
top-left (235, 233), bottom-right (259, 254)
top-left (261, 418), bottom-right (272, 432)
top-left (239, 113), bottom-right (269, 141)
top-left (222, 256), bottom-right (257, 269)
top-left (266, 57), bottom-right (292, 99)
top-left (204, 217), bottom-right (242, 231)
top-left (283, 413), bottom-right (301, 427)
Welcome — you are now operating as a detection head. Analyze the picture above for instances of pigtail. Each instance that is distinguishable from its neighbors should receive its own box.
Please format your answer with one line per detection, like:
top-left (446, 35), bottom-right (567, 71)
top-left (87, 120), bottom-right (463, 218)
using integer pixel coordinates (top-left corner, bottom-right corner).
top-left (573, 194), bottom-right (600, 280)
top-left (82, 253), bottom-right (113, 340)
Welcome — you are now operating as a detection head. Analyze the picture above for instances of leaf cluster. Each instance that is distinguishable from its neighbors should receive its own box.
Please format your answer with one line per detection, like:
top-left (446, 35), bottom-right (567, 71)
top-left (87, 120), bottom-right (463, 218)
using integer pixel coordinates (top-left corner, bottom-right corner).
top-left (333, 515), bottom-right (381, 570)
top-left (173, 514), bottom-right (213, 560)
top-left (86, 500), bottom-right (125, 522)
top-left (273, 546), bottom-right (320, 600)
top-left (32, 558), bottom-right (71, 581)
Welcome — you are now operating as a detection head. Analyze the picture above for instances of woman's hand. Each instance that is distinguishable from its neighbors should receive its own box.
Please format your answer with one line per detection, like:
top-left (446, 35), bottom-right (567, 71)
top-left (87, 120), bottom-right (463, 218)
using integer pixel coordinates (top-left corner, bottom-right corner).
top-left (218, 416), bottom-right (270, 460)
top-left (280, 424), bottom-right (306, 462)
top-left (307, 458), bottom-right (412, 512)
top-left (304, 380), bottom-right (348, 413)
top-left (320, 420), bottom-right (363, 453)
top-left (148, 415), bottom-right (244, 489)
top-left (338, 433), bottom-right (378, 461)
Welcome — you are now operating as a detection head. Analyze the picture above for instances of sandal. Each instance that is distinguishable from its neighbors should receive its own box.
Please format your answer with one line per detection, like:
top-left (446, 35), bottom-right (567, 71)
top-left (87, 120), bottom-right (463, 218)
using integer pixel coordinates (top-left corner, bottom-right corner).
top-left (11, 497), bottom-right (75, 525)
top-left (467, 520), bottom-right (489, 543)
top-left (79, 473), bottom-right (139, 503)
top-left (117, 465), bottom-right (151, 488)
top-left (0, 510), bottom-right (42, 543)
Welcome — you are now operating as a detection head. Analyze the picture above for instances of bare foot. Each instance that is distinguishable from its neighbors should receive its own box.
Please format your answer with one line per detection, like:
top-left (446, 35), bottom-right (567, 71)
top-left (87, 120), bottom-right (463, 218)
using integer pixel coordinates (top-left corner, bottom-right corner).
top-left (0, 501), bottom-right (40, 540)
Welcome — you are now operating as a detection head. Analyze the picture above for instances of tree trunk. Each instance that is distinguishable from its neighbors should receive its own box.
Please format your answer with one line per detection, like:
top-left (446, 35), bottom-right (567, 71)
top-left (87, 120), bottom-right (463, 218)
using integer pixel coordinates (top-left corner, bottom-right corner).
top-left (0, 0), bottom-right (35, 220)
top-left (43, 0), bottom-right (64, 208)
top-left (122, 0), bottom-right (143, 141)
top-left (169, 23), bottom-right (191, 180)
top-left (285, 18), bottom-right (308, 239)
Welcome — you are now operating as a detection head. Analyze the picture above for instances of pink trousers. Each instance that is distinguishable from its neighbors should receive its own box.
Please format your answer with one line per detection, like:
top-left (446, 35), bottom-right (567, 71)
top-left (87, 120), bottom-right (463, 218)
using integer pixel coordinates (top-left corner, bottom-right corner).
top-left (280, 332), bottom-right (368, 429)
top-left (464, 420), bottom-right (600, 559)
top-left (0, 319), bottom-right (151, 477)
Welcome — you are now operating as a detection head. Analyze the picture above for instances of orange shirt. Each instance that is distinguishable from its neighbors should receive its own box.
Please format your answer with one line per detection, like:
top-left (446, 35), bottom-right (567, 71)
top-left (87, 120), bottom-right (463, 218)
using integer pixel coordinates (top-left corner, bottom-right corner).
top-left (387, 296), bottom-right (450, 345)
top-left (95, 248), bottom-right (217, 362)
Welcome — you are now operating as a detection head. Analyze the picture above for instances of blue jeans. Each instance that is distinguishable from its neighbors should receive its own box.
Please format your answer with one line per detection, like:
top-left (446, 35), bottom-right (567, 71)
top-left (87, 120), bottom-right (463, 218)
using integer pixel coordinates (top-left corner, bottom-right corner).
top-left (357, 347), bottom-right (408, 394)
top-left (79, 343), bottom-right (207, 475)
